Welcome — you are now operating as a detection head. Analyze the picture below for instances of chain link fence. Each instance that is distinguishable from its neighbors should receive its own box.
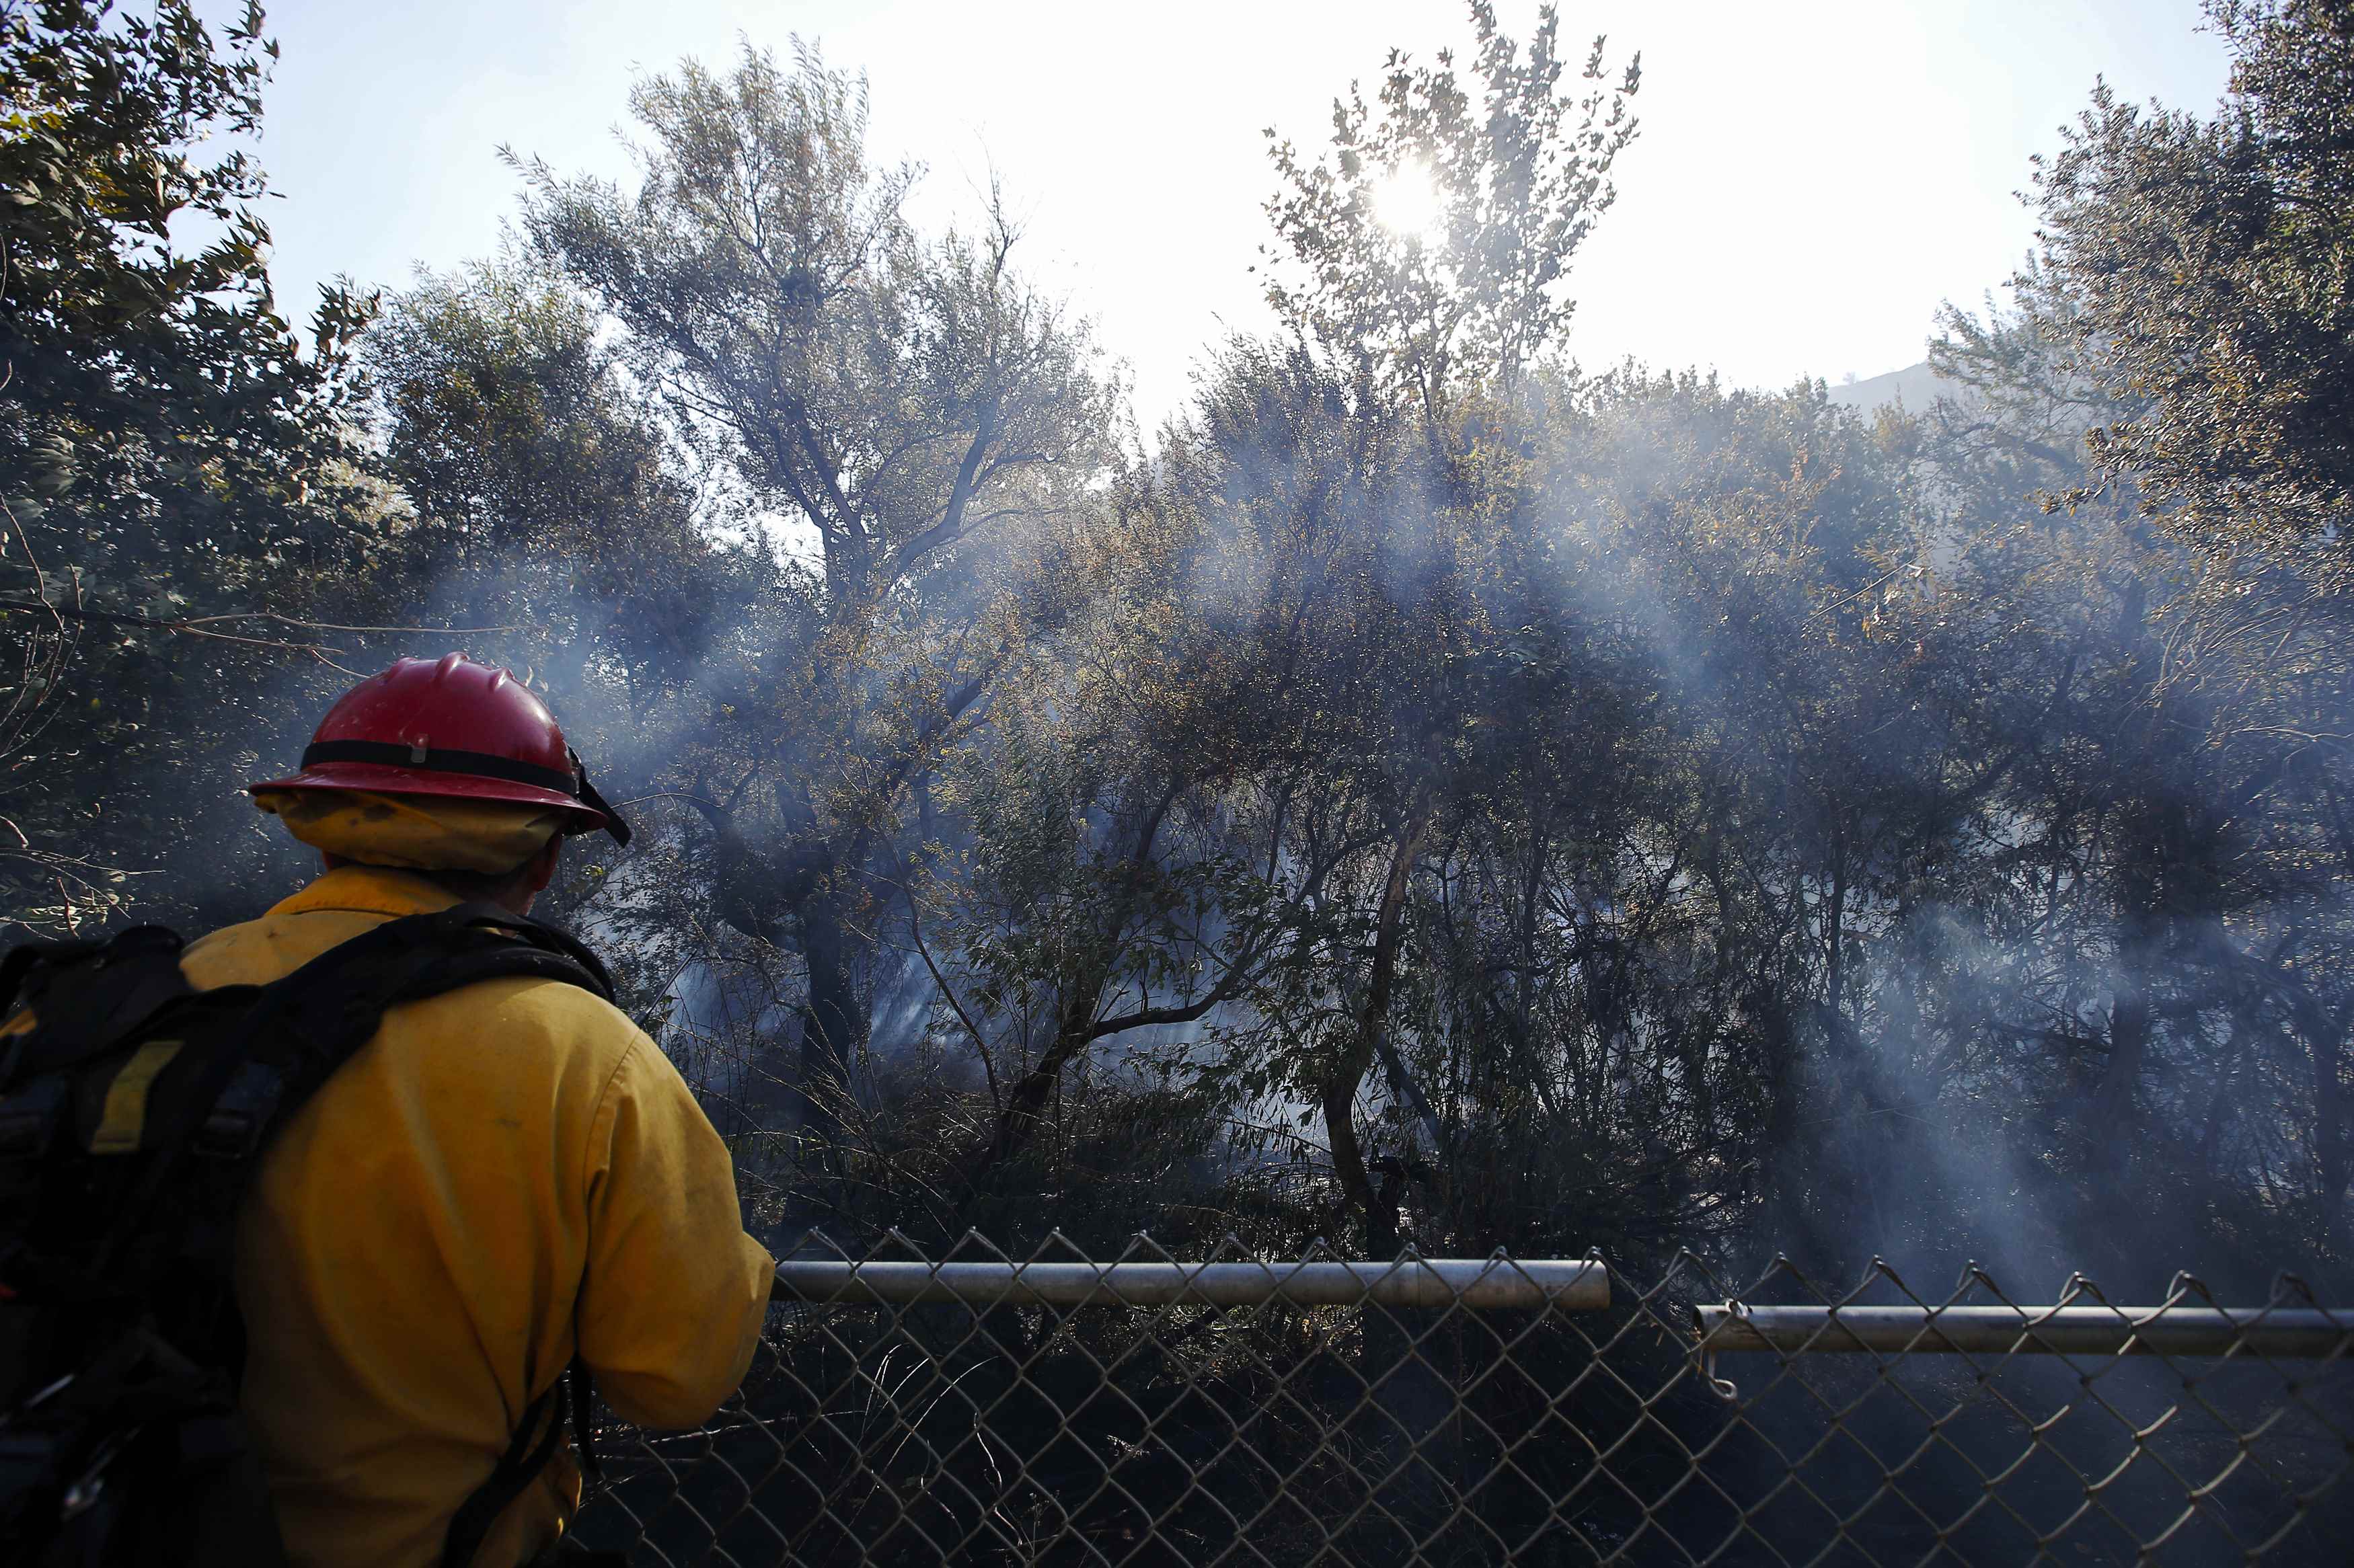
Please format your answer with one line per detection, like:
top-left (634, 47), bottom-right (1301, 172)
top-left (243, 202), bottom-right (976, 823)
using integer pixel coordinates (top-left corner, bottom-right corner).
top-left (570, 1234), bottom-right (2353, 1565)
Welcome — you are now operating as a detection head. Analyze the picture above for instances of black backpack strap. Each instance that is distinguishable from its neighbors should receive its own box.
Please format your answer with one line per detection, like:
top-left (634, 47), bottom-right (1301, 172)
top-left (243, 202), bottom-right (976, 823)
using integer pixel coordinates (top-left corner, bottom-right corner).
top-left (439, 1356), bottom-right (598, 1568)
top-left (102, 903), bottom-right (615, 1271)
top-left (440, 904), bottom-right (614, 1002)
top-left (567, 1362), bottom-right (601, 1485)
top-left (440, 1368), bottom-right (566, 1568)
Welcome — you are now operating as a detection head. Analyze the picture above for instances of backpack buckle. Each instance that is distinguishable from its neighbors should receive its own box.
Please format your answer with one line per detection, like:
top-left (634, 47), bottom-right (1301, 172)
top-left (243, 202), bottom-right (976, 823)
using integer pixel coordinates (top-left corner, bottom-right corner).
top-left (192, 1062), bottom-right (284, 1159)
top-left (59, 1424), bottom-right (132, 1520)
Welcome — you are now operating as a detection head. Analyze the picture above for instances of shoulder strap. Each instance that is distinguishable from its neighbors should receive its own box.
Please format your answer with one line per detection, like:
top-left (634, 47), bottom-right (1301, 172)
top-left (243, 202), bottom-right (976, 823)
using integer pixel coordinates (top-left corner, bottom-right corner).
top-left (194, 900), bottom-right (609, 1135)
top-left (100, 904), bottom-right (617, 1279)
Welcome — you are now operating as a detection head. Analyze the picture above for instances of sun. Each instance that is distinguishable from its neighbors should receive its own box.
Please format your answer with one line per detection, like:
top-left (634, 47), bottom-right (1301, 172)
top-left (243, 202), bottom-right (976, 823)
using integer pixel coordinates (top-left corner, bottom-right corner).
top-left (1371, 161), bottom-right (1445, 242)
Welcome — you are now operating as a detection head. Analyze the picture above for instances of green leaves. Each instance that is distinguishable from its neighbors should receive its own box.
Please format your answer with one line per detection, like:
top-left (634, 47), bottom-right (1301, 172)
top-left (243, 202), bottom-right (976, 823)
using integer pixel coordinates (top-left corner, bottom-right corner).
top-left (2022, 0), bottom-right (2354, 587)
top-left (1262, 2), bottom-right (1638, 438)
top-left (0, 0), bottom-right (379, 935)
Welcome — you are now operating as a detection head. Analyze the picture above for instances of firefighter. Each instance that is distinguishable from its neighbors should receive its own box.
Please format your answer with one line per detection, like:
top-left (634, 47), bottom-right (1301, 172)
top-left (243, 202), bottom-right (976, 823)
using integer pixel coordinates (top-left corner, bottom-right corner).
top-left (186, 654), bottom-right (773, 1567)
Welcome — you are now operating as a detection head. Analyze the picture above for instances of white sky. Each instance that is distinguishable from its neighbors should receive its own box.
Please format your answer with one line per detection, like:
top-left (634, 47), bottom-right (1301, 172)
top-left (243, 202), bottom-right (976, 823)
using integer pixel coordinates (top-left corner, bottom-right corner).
top-left (244, 0), bottom-right (2232, 431)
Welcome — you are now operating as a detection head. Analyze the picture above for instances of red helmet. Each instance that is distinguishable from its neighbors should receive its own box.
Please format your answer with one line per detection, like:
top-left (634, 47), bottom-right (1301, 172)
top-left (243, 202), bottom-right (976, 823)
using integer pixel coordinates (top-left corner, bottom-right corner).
top-left (249, 654), bottom-right (631, 844)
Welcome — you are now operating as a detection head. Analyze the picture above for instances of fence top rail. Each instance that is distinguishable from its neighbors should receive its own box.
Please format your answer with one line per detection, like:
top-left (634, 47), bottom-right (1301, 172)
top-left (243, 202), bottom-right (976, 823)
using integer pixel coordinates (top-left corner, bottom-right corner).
top-left (1694, 1302), bottom-right (2354, 1358)
top-left (771, 1256), bottom-right (1609, 1310)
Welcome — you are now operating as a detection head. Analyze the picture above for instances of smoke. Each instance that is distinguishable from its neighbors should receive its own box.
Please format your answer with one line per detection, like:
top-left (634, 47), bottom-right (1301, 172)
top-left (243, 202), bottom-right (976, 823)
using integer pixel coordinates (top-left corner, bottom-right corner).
top-left (68, 3), bottom-right (2349, 1306)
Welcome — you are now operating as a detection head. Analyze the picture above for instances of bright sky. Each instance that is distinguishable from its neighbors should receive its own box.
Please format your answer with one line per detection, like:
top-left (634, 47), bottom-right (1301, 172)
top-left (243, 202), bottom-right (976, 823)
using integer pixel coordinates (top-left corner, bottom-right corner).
top-left (244, 0), bottom-right (2231, 432)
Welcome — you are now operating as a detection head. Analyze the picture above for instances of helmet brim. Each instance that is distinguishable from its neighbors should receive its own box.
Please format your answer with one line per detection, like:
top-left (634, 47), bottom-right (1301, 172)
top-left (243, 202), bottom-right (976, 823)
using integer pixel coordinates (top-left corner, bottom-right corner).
top-left (247, 762), bottom-right (615, 837)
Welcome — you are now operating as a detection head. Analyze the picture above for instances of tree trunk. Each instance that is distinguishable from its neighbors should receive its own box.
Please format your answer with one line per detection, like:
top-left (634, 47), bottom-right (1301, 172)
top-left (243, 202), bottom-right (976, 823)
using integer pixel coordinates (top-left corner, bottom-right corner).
top-left (798, 887), bottom-right (862, 1147)
top-left (1325, 799), bottom-right (1432, 1261)
top-left (2310, 1006), bottom-right (2350, 1250)
top-left (962, 787), bottom-right (1184, 1196)
top-left (1823, 842), bottom-right (1849, 1026)
top-left (2095, 986), bottom-right (2150, 1185)
top-left (979, 978), bottom-right (1103, 1185)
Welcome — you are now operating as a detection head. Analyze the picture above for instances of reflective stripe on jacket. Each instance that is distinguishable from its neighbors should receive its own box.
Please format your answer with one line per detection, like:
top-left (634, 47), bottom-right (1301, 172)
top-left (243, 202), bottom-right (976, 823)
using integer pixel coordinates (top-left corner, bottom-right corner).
top-left (181, 865), bottom-right (775, 1568)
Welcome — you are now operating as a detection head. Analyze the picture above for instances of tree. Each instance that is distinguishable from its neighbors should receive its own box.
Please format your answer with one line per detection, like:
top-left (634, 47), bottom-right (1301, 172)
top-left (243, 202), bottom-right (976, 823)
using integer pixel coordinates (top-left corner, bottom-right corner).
top-left (515, 40), bottom-right (1118, 1169)
top-left (1262, 1), bottom-right (1636, 440)
top-left (1910, 0), bottom-right (2354, 1272)
top-left (2028, 0), bottom-right (2354, 586)
top-left (366, 259), bottom-right (771, 723)
top-left (0, 0), bottom-right (377, 934)
top-left (1222, 5), bottom-right (1638, 1255)
top-left (360, 258), bottom-right (788, 1001)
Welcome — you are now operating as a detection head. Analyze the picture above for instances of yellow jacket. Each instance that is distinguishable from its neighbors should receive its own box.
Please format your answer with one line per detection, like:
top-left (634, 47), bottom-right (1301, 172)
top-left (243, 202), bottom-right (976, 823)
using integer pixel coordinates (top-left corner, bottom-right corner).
top-left (178, 865), bottom-right (775, 1567)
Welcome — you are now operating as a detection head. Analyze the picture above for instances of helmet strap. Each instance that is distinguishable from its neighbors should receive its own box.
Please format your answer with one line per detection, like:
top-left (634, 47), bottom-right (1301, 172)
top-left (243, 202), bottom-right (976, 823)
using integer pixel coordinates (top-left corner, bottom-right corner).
top-left (570, 752), bottom-right (634, 847)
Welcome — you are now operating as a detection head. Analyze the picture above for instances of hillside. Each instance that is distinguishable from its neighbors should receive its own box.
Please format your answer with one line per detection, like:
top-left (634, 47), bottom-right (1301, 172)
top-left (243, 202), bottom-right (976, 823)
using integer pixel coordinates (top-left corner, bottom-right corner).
top-left (1824, 359), bottom-right (1946, 411)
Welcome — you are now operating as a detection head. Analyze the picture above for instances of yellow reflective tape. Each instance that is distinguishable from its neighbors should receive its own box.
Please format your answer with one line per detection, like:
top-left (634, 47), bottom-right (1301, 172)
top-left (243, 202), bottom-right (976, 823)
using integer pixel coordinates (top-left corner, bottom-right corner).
top-left (91, 1040), bottom-right (184, 1155)
top-left (0, 1009), bottom-right (36, 1040)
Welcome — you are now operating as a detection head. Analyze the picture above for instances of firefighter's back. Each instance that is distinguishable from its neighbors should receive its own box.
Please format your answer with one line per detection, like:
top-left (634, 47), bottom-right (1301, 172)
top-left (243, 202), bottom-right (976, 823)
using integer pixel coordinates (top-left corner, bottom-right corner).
top-left (186, 863), bottom-right (771, 1568)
